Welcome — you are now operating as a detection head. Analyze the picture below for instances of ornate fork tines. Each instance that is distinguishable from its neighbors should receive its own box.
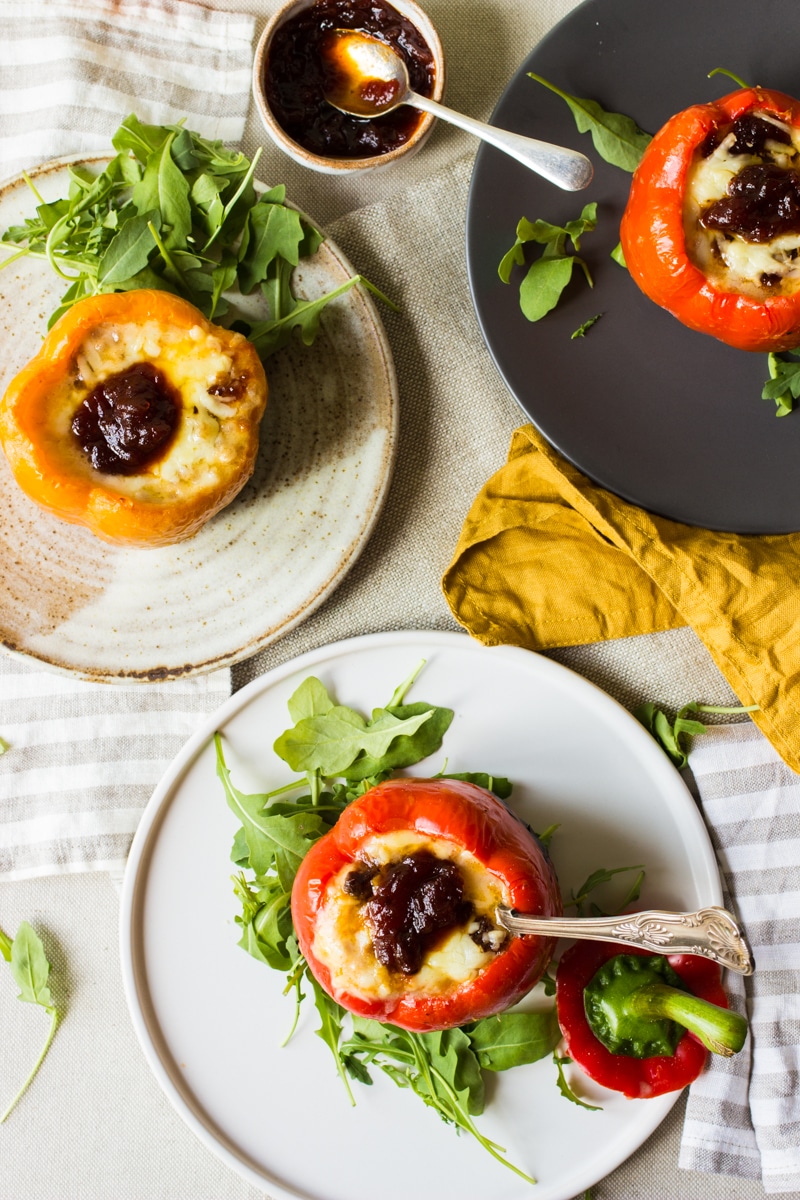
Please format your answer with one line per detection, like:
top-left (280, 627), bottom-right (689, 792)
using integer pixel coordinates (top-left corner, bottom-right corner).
top-left (495, 905), bottom-right (755, 976)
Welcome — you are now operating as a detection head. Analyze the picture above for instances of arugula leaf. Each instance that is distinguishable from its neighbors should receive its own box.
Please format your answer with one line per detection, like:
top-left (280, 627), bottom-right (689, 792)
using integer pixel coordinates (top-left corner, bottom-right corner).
top-left (341, 1018), bottom-right (535, 1182)
top-left (0, 922), bottom-right (60, 1123)
top-left (273, 705), bottom-right (434, 776)
top-left (2, 113), bottom-right (389, 360)
top-left (610, 241), bottom-right (627, 268)
top-left (569, 864), bottom-right (646, 917)
top-left (343, 702), bottom-right (454, 781)
top-left (635, 700), bottom-right (759, 769)
top-left (553, 1053), bottom-right (602, 1111)
top-left (466, 1009), bottom-right (560, 1071)
top-left (237, 200), bottom-right (305, 295)
top-left (571, 313), bottom-right (603, 339)
top-left (536, 823), bottom-right (559, 849)
top-left (310, 974), bottom-right (355, 1105)
top-left (500, 205), bottom-right (596, 324)
top-left (0, 737), bottom-right (8, 756)
top-left (97, 210), bottom-right (159, 284)
top-left (439, 772), bottom-right (513, 800)
top-left (244, 274), bottom-right (396, 358)
top-left (527, 73), bottom-right (651, 172)
top-left (287, 676), bottom-right (335, 723)
top-left (762, 350), bottom-right (800, 417)
top-left (132, 131), bottom-right (191, 250)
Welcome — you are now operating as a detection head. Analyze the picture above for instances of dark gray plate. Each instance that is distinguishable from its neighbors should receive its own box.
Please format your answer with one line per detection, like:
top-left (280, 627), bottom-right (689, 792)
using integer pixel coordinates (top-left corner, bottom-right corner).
top-left (466, 0), bottom-right (800, 533)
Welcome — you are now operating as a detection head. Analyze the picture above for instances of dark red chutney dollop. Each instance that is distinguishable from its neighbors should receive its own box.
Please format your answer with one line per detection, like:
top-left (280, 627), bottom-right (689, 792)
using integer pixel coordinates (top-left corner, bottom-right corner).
top-left (72, 362), bottom-right (179, 475)
top-left (264, 0), bottom-right (436, 158)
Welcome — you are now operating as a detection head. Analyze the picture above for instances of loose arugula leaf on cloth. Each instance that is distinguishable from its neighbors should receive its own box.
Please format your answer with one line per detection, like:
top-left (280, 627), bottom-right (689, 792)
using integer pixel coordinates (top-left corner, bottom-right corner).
top-left (762, 350), bottom-right (800, 417)
top-left (527, 73), bottom-right (651, 172)
top-left (0, 922), bottom-right (60, 1123)
top-left (499, 205), bottom-right (597, 322)
top-left (0, 113), bottom-right (389, 356)
top-left (635, 701), bottom-right (760, 769)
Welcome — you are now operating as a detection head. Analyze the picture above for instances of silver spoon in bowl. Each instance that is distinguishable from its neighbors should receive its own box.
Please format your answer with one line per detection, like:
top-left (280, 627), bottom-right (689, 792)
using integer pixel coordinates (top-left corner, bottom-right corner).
top-left (496, 904), bottom-right (755, 975)
top-left (321, 30), bottom-right (593, 192)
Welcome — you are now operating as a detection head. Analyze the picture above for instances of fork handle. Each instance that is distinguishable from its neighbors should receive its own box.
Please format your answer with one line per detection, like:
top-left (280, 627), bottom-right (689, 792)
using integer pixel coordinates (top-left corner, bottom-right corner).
top-left (496, 905), bottom-right (754, 975)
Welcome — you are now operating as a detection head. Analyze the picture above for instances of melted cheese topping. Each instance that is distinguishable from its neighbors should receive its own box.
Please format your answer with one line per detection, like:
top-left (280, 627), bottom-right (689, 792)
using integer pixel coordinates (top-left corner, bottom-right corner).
top-left (312, 832), bottom-right (509, 1004)
top-left (684, 113), bottom-right (800, 298)
top-left (44, 319), bottom-right (263, 503)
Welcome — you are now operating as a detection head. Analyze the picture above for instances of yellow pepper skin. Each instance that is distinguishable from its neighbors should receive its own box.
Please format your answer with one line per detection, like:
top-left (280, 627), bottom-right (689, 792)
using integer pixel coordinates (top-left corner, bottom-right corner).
top-left (0, 290), bottom-right (268, 547)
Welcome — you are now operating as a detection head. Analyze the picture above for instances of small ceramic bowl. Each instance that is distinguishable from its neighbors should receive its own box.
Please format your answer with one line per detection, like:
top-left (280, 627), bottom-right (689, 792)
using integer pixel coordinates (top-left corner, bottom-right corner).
top-left (252, 0), bottom-right (446, 175)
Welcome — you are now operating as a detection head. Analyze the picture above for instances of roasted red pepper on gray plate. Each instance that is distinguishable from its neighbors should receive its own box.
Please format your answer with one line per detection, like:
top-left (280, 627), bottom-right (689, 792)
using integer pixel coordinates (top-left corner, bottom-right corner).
top-left (621, 86), bottom-right (800, 351)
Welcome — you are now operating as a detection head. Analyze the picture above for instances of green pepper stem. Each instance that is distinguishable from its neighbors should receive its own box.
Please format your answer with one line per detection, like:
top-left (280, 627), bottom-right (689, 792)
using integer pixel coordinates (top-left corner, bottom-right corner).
top-left (625, 982), bottom-right (747, 1056)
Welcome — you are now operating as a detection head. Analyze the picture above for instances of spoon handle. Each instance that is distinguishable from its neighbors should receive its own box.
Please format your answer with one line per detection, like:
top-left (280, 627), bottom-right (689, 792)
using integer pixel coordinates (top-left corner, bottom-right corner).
top-left (496, 905), bottom-right (754, 975)
top-left (406, 93), bottom-right (593, 191)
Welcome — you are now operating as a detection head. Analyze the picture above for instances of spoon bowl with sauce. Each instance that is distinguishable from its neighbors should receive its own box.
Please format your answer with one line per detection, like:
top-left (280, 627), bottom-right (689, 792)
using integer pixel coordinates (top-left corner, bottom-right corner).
top-left (321, 29), bottom-right (593, 191)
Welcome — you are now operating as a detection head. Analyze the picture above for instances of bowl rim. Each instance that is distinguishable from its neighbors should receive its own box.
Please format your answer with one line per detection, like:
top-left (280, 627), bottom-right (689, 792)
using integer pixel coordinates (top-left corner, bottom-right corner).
top-left (251, 0), bottom-right (446, 172)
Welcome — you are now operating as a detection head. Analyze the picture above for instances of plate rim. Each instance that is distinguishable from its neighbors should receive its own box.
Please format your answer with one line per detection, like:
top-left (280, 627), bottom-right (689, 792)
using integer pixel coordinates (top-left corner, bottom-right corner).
top-left (0, 155), bottom-right (399, 683)
top-left (118, 628), bottom-right (723, 1200)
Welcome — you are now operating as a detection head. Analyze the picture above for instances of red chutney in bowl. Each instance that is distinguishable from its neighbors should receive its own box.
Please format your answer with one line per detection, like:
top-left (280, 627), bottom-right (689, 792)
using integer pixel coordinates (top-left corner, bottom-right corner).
top-left (263, 0), bottom-right (437, 159)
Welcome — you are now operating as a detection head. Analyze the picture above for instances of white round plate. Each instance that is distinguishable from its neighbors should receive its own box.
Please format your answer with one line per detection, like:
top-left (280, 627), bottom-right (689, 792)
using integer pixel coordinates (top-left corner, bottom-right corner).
top-left (0, 158), bottom-right (396, 681)
top-left (120, 630), bottom-right (722, 1200)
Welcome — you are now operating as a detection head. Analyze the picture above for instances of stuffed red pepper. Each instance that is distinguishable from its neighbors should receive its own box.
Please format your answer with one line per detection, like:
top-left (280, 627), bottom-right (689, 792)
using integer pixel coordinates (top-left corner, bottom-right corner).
top-left (291, 776), bottom-right (561, 1032)
top-left (621, 87), bottom-right (800, 351)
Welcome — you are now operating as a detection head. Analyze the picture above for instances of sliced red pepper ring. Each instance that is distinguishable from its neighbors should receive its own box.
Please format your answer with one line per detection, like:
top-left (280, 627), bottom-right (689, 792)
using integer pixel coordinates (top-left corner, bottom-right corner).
top-left (621, 87), bottom-right (800, 352)
top-left (291, 777), bottom-right (562, 1032)
top-left (555, 939), bottom-right (733, 1099)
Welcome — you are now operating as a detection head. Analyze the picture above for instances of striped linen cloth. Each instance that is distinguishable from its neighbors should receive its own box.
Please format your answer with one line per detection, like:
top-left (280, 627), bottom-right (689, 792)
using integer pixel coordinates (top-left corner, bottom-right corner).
top-left (0, 653), bottom-right (231, 882)
top-left (0, 0), bottom-right (256, 182)
top-left (0, 0), bottom-right (255, 879)
top-left (680, 722), bottom-right (800, 1193)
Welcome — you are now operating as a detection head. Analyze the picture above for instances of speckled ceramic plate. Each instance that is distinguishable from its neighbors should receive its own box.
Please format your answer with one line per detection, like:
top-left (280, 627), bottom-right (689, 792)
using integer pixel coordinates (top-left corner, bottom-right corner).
top-left (0, 157), bottom-right (397, 681)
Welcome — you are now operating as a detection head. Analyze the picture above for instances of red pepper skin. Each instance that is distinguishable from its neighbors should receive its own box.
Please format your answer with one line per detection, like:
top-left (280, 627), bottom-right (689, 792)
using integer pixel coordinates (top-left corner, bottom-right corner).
top-left (291, 777), bottom-right (562, 1032)
top-left (556, 939), bottom-right (729, 1099)
top-left (620, 87), bottom-right (800, 352)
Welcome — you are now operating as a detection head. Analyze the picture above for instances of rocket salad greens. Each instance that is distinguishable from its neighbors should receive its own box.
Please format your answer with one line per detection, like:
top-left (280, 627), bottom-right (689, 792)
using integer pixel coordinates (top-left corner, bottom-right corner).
top-left (216, 661), bottom-right (647, 1183)
top-left (0, 113), bottom-right (392, 357)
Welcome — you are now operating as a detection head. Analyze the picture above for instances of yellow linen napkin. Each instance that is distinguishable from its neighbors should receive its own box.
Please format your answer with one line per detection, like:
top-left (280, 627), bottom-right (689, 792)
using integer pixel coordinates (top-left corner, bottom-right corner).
top-left (442, 424), bottom-right (800, 773)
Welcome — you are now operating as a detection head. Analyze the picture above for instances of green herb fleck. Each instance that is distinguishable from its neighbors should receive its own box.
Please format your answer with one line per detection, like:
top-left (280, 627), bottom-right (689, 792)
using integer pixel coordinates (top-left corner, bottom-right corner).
top-left (571, 313), bottom-right (603, 339)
